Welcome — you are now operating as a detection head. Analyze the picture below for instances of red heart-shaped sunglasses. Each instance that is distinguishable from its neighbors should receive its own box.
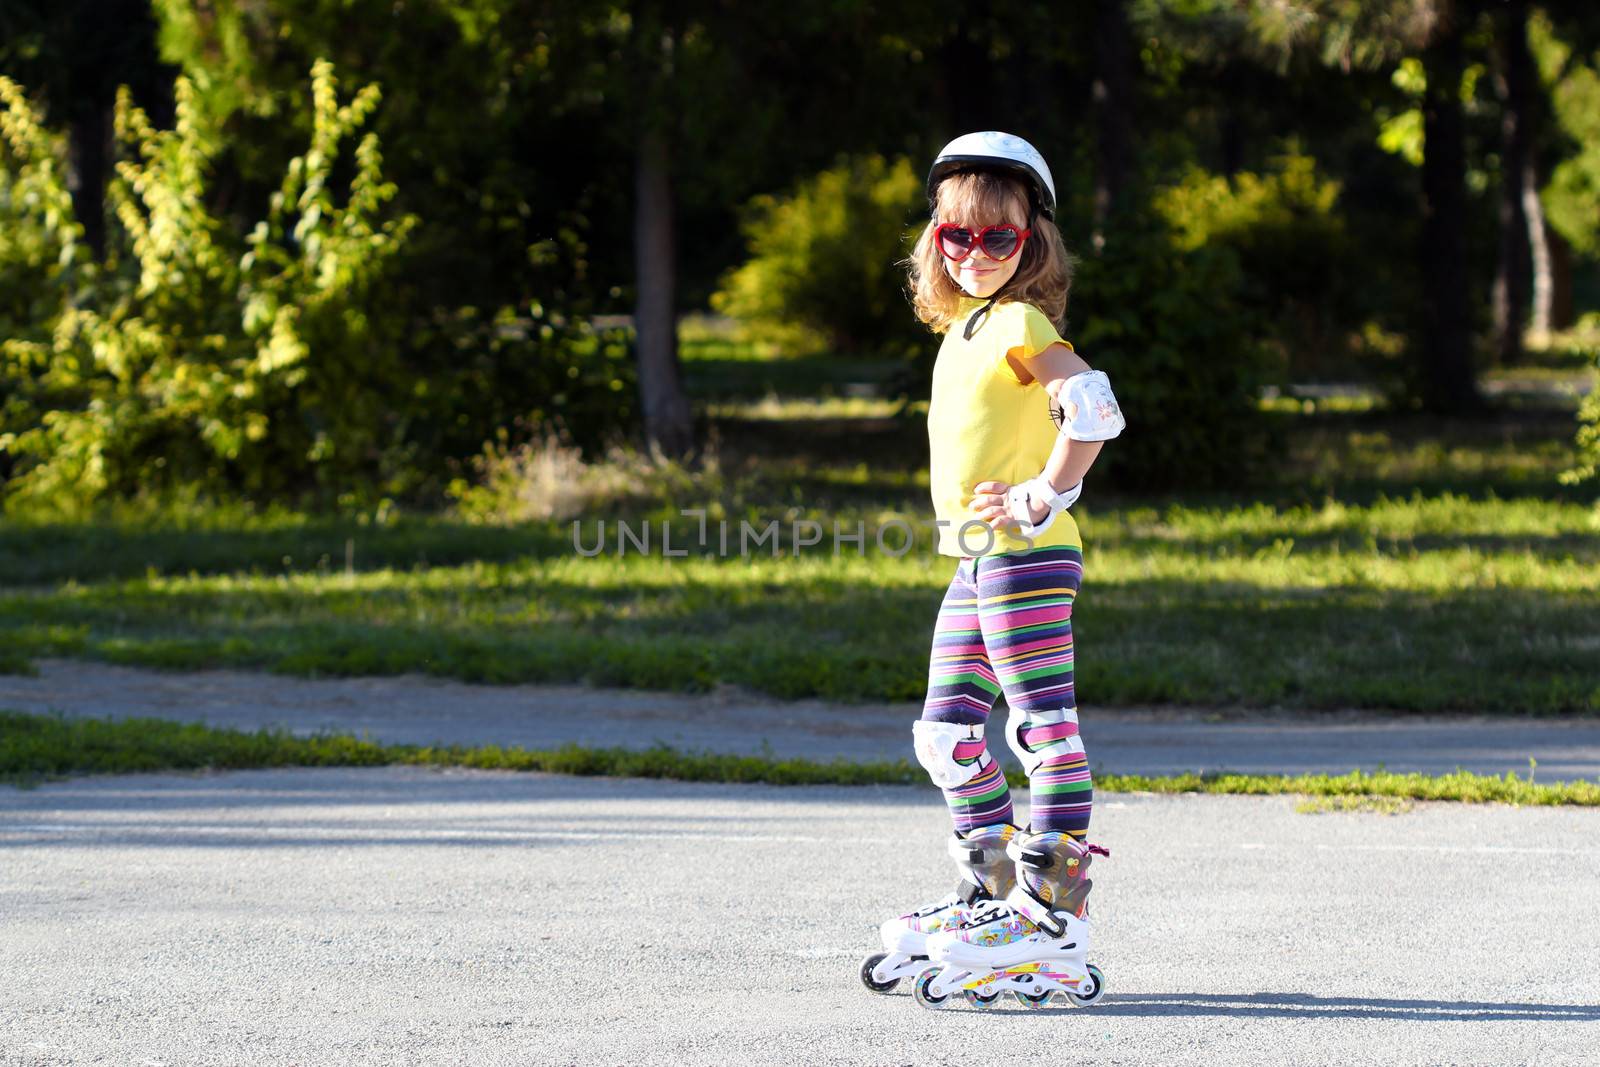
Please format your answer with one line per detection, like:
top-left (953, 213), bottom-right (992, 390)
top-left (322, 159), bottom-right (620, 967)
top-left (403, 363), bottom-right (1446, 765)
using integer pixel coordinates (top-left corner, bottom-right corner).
top-left (934, 222), bottom-right (1032, 263)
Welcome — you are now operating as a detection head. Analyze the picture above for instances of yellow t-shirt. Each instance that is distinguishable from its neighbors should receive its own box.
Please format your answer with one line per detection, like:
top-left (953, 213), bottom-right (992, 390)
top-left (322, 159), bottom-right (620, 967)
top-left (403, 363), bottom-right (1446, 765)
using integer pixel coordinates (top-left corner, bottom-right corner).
top-left (926, 297), bottom-right (1082, 558)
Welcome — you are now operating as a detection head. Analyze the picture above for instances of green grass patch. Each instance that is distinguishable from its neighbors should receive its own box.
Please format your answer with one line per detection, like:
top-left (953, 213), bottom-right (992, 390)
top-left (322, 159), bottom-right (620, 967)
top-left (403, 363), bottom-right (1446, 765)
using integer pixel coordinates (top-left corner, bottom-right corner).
top-left (3, 491), bottom-right (1597, 712)
top-left (1295, 794), bottom-right (1416, 815)
top-left (2, 399), bottom-right (1596, 715)
top-left (3, 711), bottom-right (1597, 807)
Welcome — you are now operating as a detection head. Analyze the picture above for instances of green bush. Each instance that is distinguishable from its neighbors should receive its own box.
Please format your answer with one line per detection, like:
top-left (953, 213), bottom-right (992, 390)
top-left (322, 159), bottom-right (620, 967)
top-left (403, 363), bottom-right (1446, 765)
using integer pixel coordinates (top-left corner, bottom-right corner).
top-left (1558, 315), bottom-right (1600, 489)
top-left (711, 154), bottom-right (925, 357)
top-left (1070, 210), bottom-right (1277, 490)
top-left (0, 61), bottom-right (416, 514)
top-left (0, 76), bottom-right (91, 487)
top-left (1154, 150), bottom-right (1364, 380)
top-left (1532, 12), bottom-right (1600, 258)
top-left (0, 60), bottom-right (636, 516)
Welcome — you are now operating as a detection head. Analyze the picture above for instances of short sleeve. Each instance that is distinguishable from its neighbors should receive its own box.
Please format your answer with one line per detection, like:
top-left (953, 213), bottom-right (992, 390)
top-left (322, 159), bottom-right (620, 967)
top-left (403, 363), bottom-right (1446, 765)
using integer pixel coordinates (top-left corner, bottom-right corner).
top-left (997, 303), bottom-right (1073, 383)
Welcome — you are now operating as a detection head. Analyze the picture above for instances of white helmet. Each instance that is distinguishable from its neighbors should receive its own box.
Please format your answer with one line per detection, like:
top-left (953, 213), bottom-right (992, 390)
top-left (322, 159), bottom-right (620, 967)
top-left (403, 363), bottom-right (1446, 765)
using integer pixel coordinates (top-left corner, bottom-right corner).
top-left (927, 131), bottom-right (1056, 220)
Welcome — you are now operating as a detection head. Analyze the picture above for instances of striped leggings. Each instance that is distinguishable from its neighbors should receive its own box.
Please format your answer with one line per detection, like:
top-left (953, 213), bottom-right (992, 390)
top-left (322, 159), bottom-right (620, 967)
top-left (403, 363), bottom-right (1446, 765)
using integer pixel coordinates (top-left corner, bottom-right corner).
top-left (919, 545), bottom-right (1092, 839)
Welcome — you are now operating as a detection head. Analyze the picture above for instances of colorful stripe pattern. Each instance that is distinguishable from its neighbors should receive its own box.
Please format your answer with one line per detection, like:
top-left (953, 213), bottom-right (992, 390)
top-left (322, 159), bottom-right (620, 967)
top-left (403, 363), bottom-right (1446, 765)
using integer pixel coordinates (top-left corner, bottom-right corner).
top-left (944, 749), bottom-right (1013, 831)
top-left (919, 546), bottom-right (1092, 838)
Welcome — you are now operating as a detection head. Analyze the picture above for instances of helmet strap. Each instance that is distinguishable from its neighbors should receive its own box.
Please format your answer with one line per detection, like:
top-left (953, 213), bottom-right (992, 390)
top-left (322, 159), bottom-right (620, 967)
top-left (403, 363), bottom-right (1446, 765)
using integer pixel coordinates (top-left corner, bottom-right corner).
top-left (963, 293), bottom-right (999, 340)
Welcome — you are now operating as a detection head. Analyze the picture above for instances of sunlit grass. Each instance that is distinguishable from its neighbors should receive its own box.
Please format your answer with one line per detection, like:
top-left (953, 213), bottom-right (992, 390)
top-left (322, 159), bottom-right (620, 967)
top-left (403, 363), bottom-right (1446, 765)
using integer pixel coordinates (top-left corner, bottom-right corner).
top-left (1258, 393), bottom-right (1382, 415)
top-left (2, 489), bottom-right (1597, 711)
top-left (699, 394), bottom-right (911, 420)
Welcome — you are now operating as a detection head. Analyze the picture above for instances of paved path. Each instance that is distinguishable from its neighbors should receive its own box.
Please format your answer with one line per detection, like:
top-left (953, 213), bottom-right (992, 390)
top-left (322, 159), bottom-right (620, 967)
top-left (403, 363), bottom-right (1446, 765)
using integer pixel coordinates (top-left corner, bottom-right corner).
top-left (3, 768), bottom-right (1598, 1065)
top-left (4, 658), bottom-right (1599, 780)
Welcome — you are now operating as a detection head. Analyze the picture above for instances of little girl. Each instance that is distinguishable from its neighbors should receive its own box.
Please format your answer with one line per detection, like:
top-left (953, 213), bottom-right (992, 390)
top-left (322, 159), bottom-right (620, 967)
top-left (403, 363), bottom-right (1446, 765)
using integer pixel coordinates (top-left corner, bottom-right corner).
top-left (859, 131), bottom-right (1125, 1010)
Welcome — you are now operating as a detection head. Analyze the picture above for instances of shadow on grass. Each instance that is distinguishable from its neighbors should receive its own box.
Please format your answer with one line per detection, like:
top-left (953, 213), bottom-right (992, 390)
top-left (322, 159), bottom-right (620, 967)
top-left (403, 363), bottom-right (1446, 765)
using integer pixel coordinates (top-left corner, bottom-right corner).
top-left (0, 518), bottom-right (573, 587)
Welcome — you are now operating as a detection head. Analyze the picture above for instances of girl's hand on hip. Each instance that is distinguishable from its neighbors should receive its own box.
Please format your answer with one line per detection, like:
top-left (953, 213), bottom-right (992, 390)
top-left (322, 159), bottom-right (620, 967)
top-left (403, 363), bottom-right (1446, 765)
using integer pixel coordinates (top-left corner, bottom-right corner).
top-left (971, 480), bottom-right (1047, 530)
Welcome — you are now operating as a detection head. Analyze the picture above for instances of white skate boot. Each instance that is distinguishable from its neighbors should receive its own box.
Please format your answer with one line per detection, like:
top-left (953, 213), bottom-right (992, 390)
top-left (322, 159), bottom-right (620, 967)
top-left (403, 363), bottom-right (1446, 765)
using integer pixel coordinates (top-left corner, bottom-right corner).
top-left (915, 827), bottom-right (1108, 1009)
top-left (859, 822), bottom-right (1019, 994)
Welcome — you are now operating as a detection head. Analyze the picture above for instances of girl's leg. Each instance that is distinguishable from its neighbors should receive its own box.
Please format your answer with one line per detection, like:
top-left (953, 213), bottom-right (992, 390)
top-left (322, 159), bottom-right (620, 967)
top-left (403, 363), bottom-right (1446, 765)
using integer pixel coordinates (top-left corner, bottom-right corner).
top-left (916, 556), bottom-right (1013, 831)
top-left (972, 547), bottom-right (1093, 840)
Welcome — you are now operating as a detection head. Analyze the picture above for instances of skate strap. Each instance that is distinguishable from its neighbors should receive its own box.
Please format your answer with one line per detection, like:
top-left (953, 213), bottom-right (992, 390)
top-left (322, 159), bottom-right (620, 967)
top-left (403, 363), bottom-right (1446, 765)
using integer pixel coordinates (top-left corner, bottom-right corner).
top-left (955, 879), bottom-right (985, 905)
top-left (1004, 886), bottom-right (1065, 937)
top-left (1005, 837), bottom-right (1111, 870)
top-left (1005, 837), bottom-right (1053, 870)
top-left (947, 838), bottom-right (988, 866)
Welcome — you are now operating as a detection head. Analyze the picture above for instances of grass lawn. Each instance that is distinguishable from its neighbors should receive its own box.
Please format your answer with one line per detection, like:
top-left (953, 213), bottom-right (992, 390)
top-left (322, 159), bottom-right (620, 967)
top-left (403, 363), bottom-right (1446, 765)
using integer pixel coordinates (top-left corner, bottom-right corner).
top-left (1, 345), bottom-right (1596, 715)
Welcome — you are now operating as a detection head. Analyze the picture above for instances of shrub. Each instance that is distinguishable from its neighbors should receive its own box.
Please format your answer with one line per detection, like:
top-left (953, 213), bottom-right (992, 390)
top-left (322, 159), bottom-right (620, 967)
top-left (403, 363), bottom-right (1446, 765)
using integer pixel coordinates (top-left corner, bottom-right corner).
top-left (446, 422), bottom-right (726, 525)
top-left (1154, 150), bottom-right (1364, 380)
top-left (0, 76), bottom-right (92, 489)
top-left (1558, 314), bottom-right (1600, 489)
top-left (0, 61), bottom-right (419, 515)
top-left (711, 154), bottom-right (925, 357)
top-left (1069, 209), bottom-right (1277, 491)
top-left (1531, 12), bottom-right (1600, 258)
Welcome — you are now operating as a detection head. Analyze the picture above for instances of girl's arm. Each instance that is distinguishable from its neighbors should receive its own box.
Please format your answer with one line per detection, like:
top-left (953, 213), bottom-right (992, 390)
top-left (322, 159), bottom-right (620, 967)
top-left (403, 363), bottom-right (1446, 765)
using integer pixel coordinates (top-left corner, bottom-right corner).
top-left (1030, 341), bottom-right (1105, 495)
top-left (973, 342), bottom-right (1111, 530)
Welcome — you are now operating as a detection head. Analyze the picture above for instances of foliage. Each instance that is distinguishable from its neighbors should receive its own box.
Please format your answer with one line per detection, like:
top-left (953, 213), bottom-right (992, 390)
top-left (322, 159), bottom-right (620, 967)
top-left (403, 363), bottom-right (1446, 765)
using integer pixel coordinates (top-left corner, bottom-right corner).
top-left (1531, 12), bottom-right (1600, 258)
top-left (1374, 56), bottom-right (1488, 168)
top-left (1, 59), bottom-right (635, 514)
top-left (149, 2), bottom-right (643, 480)
top-left (1069, 209), bottom-right (1277, 489)
top-left (1557, 314), bottom-right (1600, 487)
top-left (0, 61), bottom-right (416, 514)
top-left (711, 154), bottom-right (926, 357)
top-left (1155, 149), bottom-right (1365, 378)
top-left (0, 76), bottom-right (90, 480)
top-left (445, 423), bottom-right (724, 525)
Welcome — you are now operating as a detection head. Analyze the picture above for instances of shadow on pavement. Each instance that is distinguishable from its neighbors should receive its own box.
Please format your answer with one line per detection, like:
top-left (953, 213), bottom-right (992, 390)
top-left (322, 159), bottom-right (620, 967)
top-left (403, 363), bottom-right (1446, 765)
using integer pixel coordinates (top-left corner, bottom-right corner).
top-left (1012, 991), bottom-right (1600, 1022)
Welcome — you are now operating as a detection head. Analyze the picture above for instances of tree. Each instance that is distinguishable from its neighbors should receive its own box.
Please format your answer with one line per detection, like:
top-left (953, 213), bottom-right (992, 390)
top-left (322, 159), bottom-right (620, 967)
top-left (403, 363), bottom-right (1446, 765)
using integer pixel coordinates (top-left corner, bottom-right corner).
top-left (1416, 0), bottom-right (1482, 411)
top-left (1491, 0), bottom-right (1538, 361)
top-left (1092, 0), bottom-right (1135, 241)
top-left (630, 2), bottom-right (692, 458)
top-left (0, 0), bottom-right (174, 259)
top-left (1237, 0), bottom-right (1484, 409)
top-left (1530, 4), bottom-right (1600, 333)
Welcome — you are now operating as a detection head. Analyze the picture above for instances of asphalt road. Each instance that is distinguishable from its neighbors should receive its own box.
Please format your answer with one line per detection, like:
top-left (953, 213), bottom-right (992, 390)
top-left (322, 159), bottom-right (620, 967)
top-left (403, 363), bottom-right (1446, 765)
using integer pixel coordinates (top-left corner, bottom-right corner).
top-left (5, 659), bottom-right (1600, 780)
top-left (3, 767), bottom-right (1599, 1066)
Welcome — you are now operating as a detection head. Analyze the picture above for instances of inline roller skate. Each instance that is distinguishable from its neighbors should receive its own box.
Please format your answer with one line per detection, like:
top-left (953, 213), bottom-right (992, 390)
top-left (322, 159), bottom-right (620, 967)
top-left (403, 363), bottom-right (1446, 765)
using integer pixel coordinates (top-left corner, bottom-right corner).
top-left (859, 822), bottom-right (1018, 994)
top-left (914, 827), bottom-right (1108, 1009)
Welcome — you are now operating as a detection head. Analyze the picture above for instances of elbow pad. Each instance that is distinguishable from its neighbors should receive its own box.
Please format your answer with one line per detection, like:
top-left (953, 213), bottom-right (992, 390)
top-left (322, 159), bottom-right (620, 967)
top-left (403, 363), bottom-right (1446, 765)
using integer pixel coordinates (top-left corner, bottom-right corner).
top-left (1058, 370), bottom-right (1125, 442)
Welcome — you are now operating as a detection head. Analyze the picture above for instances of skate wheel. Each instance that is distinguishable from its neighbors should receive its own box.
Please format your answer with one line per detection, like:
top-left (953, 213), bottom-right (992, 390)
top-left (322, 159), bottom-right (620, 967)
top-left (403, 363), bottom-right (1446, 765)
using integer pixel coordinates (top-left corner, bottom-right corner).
top-left (859, 952), bottom-right (899, 994)
top-left (1067, 963), bottom-right (1105, 1007)
top-left (1013, 988), bottom-right (1054, 1009)
top-left (912, 970), bottom-right (952, 1011)
top-left (964, 988), bottom-right (1001, 1007)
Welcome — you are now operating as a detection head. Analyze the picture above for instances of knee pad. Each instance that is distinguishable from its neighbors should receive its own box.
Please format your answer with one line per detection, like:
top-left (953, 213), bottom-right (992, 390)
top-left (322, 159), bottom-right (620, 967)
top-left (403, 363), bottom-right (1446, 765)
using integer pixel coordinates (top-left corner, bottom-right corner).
top-left (1005, 705), bottom-right (1084, 777)
top-left (912, 719), bottom-right (990, 789)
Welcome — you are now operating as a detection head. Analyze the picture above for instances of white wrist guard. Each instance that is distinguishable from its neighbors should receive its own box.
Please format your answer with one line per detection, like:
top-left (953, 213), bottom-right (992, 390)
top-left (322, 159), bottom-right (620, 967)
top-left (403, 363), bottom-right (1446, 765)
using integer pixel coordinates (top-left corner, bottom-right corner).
top-left (1005, 476), bottom-right (1083, 537)
top-left (1058, 369), bottom-right (1125, 441)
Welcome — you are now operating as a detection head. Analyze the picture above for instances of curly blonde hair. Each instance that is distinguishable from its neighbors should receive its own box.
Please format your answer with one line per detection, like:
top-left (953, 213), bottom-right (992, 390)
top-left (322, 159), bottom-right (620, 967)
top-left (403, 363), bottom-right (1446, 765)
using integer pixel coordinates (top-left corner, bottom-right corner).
top-left (905, 169), bottom-right (1074, 334)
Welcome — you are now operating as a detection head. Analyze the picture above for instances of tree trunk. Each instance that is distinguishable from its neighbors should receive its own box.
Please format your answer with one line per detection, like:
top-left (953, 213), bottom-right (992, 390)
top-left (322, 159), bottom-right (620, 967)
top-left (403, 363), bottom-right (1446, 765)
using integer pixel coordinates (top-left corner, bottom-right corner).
top-left (1091, 0), bottom-right (1133, 247)
top-left (1491, 0), bottom-right (1532, 366)
top-left (1418, 2), bottom-right (1482, 412)
top-left (632, 21), bottom-right (693, 459)
top-left (1524, 168), bottom-right (1554, 340)
top-left (66, 102), bottom-right (111, 261)
top-left (1549, 226), bottom-right (1574, 332)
